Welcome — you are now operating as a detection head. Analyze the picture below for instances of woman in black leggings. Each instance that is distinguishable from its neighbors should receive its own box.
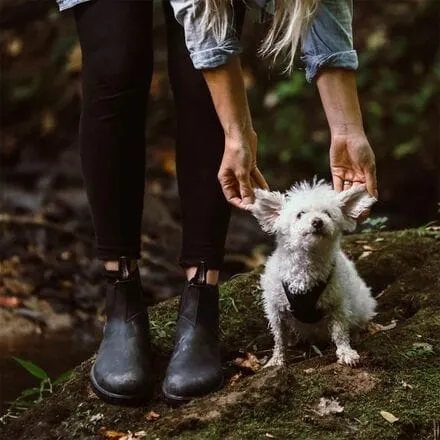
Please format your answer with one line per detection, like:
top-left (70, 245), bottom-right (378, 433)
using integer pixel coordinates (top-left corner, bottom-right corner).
top-left (72, 0), bottom-right (266, 405)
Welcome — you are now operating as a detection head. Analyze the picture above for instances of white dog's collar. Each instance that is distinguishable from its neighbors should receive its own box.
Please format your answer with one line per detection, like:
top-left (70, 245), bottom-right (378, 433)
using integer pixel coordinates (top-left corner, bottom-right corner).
top-left (282, 265), bottom-right (335, 323)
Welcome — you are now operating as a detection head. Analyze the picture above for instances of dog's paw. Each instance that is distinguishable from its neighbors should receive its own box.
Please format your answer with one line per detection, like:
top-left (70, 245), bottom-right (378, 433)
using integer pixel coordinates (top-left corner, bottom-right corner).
top-left (336, 347), bottom-right (360, 366)
top-left (263, 355), bottom-right (285, 369)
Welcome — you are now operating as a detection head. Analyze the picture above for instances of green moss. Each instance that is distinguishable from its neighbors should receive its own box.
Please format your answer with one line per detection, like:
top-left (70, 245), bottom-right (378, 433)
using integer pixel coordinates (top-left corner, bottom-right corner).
top-left (2, 229), bottom-right (440, 440)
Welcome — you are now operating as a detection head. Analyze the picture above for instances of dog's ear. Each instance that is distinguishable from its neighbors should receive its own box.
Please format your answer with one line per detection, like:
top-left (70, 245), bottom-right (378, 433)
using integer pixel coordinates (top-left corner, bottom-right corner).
top-left (338, 185), bottom-right (377, 231)
top-left (250, 189), bottom-right (285, 234)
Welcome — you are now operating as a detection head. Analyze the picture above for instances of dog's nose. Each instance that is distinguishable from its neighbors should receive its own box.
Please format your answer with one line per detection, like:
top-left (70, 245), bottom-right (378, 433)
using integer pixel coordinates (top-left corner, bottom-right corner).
top-left (312, 218), bottom-right (323, 230)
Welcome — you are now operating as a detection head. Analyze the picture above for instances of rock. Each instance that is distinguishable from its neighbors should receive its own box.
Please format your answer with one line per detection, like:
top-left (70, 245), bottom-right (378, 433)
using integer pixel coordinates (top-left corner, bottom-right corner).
top-left (1, 229), bottom-right (440, 440)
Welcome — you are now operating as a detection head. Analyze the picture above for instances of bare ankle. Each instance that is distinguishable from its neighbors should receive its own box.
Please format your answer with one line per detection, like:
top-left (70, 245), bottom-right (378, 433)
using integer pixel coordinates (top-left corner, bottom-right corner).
top-left (186, 267), bottom-right (219, 285)
top-left (104, 258), bottom-right (138, 272)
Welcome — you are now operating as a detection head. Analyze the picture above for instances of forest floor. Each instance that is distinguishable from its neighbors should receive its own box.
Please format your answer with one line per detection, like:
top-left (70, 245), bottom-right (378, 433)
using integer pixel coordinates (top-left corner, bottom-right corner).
top-left (1, 228), bottom-right (439, 440)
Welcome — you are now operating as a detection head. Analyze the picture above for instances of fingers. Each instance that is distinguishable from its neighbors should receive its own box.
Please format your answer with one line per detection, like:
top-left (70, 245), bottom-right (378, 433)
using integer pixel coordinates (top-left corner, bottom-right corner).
top-left (218, 170), bottom-right (253, 210)
top-left (238, 172), bottom-right (254, 207)
top-left (251, 167), bottom-right (269, 190)
top-left (332, 175), bottom-right (344, 192)
top-left (365, 166), bottom-right (379, 199)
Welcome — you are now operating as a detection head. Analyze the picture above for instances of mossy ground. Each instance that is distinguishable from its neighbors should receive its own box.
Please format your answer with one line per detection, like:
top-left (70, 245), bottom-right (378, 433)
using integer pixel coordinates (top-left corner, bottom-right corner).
top-left (1, 229), bottom-right (439, 440)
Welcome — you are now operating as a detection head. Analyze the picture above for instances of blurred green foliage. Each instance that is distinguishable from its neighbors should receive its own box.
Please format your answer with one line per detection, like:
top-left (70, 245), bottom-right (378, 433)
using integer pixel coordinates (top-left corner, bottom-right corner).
top-left (0, 0), bottom-right (438, 224)
top-left (249, 1), bottom-right (439, 188)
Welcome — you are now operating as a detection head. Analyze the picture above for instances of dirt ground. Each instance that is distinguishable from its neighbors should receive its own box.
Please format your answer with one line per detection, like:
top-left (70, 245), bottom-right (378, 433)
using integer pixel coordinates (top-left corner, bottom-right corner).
top-left (1, 228), bottom-right (439, 440)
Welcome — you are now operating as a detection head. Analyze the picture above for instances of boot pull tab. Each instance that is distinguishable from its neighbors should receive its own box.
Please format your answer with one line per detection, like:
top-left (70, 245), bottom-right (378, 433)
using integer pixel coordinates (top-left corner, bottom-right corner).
top-left (192, 261), bottom-right (207, 285)
top-left (119, 256), bottom-right (131, 280)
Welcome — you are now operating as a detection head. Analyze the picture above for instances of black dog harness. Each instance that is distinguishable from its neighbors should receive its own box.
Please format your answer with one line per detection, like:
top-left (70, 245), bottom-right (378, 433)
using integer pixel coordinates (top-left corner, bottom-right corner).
top-left (282, 265), bottom-right (335, 324)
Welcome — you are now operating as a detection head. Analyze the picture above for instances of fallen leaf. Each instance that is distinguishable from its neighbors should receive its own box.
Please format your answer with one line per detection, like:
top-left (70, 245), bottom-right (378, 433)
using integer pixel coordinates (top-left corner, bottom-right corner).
top-left (362, 245), bottom-right (376, 251)
top-left (412, 342), bottom-right (433, 351)
top-left (359, 251), bottom-right (372, 260)
top-left (265, 434), bottom-right (275, 438)
top-left (304, 368), bottom-right (315, 375)
top-left (0, 296), bottom-right (19, 308)
top-left (98, 427), bottom-right (127, 439)
top-left (311, 345), bottom-right (323, 357)
top-left (315, 397), bottom-right (344, 416)
top-left (228, 372), bottom-right (242, 386)
top-left (145, 411), bottom-right (160, 421)
top-left (355, 240), bottom-right (369, 244)
top-left (367, 320), bottom-right (397, 335)
top-left (401, 381), bottom-right (413, 390)
top-left (87, 384), bottom-right (99, 399)
top-left (90, 413), bottom-right (104, 423)
top-left (233, 352), bottom-right (261, 373)
top-left (380, 410), bottom-right (399, 423)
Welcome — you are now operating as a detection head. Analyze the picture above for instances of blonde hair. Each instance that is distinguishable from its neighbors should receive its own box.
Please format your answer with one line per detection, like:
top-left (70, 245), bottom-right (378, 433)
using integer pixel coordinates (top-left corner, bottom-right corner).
top-left (200, 0), bottom-right (320, 72)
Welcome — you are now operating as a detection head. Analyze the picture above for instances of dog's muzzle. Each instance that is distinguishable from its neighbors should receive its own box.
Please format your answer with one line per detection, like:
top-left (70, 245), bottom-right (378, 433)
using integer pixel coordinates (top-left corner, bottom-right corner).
top-left (311, 217), bottom-right (325, 234)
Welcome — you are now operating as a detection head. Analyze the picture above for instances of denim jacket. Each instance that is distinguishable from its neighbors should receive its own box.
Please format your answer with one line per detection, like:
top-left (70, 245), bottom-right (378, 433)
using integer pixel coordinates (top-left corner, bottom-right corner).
top-left (58, 0), bottom-right (358, 82)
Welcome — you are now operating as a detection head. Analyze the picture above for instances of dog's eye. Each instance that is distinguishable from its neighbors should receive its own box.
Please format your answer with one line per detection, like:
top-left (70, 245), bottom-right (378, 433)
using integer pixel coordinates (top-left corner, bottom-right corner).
top-left (297, 211), bottom-right (305, 220)
top-left (323, 210), bottom-right (332, 219)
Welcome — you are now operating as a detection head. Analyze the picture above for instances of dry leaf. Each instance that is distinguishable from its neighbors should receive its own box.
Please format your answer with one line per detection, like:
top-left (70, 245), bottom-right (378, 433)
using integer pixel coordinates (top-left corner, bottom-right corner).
top-left (315, 397), bottom-right (344, 416)
top-left (355, 240), bottom-right (369, 244)
top-left (304, 368), bottom-right (315, 375)
top-left (0, 296), bottom-right (19, 308)
top-left (98, 428), bottom-right (127, 439)
top-left (401, 381), bottom-right (413, 390)
top-left (368, 320), bottom-right (397, 335)
top-left (145, 411), bottom-right (160, 421)
top-left (229, 372), bottom-right (243, 386)
top-left (362, 245), bottom-right (376, 251)
top-left (265, 434), bottom-right (275, 438)
top-left (412, 342), bottom-right (433, 351)
top-left (233, 352), bottom-right (261, 373)
top-left (90, 413), bottom-right (104, 423)
top-left (380, 410), bottom-right (399, 423)
top-left (359, 251), bottom-right (372, 260)
top-left (311, 345), bottom-right (323, 357)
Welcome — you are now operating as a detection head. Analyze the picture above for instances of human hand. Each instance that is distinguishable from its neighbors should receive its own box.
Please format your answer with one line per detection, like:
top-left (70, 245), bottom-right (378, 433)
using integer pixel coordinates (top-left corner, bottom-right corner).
top-left (218, 130), bottom-right (269, 210)
top-left (330, 131), bottom-right (378, 199)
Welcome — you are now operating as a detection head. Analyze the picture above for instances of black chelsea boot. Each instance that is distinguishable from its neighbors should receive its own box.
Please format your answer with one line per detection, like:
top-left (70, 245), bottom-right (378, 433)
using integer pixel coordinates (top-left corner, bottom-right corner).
top-left (162, 261), bottom-right (223, 403)
top-left (90, 257), bottom-right (153, 405)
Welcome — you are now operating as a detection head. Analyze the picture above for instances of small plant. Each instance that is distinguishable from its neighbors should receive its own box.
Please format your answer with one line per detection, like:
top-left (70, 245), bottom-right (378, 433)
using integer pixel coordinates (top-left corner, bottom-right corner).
top-left (361, 216), bottom-right (389, 233)
top-left (0, 357), bottom-right (72, 425)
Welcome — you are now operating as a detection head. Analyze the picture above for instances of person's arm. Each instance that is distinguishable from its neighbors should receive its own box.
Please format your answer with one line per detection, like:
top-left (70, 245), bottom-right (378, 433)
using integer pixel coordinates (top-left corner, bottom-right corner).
top-left (317, 68), bottom-right (377, 198)
top-left (202, 56), bottom-right (268, 209)
top-left (301, 0), bottom-right (377, 198)
top-left (169, 0), bottom-right (268, 209)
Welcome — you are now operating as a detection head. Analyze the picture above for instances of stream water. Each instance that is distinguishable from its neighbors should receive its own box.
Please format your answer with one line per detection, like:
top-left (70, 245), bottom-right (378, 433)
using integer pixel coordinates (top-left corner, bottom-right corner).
top-left (0, 329), bottom-right (99, 415)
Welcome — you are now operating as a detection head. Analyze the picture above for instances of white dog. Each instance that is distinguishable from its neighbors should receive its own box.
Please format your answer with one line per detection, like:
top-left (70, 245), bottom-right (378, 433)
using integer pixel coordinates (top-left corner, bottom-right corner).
top-left (251, 180), bottom-right (377, 367)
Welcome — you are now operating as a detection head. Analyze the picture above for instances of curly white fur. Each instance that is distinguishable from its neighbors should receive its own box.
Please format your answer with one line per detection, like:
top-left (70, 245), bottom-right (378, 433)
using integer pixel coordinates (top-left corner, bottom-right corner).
top-left (251, 180), bottom-right (377, 367)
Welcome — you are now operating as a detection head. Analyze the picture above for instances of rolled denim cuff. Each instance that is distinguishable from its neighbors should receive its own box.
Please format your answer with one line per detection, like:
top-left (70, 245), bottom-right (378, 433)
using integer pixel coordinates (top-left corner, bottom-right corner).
top-left (58, 0), bottom-right (90, 11)
top-left (302, 49), bottom-right (358, 83)
top-left (190, 41), bottom-right (243, 70)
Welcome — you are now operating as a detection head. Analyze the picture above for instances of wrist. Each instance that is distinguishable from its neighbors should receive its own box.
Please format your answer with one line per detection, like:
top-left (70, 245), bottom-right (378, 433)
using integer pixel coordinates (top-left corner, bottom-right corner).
top-left (330, 122), bottom-right (365, 139)
top-left (224, 125), bottom-right (256, 144)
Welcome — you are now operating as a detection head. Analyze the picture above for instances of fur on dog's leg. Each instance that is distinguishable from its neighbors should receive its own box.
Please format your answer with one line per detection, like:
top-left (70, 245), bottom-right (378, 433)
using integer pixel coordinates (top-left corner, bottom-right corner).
top-left (265, 316), bottom-right (288, 368)
top-left (331, 320), bottom-right (360, 366)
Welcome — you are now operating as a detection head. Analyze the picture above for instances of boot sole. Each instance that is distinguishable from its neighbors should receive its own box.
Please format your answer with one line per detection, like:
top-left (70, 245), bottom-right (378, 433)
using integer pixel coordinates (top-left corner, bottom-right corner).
top-left (90, 368), bottom-right (152, 406)
top-left (161, 376), bottom-right (224, 405)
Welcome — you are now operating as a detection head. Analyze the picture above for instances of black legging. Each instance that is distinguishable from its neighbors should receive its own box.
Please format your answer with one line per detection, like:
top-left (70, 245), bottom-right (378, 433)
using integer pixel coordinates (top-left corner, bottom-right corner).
top-left (74, 0), bottom-right (245, 269)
